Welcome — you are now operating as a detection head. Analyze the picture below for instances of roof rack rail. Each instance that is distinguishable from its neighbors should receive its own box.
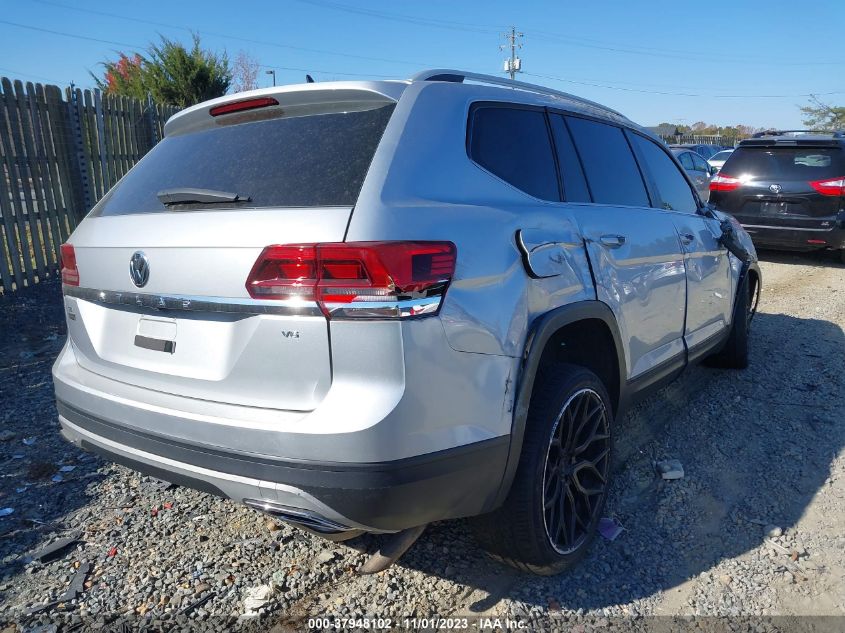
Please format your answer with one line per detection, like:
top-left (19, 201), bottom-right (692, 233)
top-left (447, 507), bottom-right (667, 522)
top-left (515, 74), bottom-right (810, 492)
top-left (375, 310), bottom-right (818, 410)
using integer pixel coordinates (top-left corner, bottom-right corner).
top-left (409, 69), bottom-right (626, 119)
top-left (751, 129), bottom-right (845, 138)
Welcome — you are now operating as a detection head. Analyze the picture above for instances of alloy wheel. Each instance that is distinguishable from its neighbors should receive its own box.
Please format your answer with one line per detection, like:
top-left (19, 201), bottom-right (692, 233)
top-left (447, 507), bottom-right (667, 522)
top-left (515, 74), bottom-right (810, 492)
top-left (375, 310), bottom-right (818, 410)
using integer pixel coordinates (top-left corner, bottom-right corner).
top-left (541, 388), bottom-right (611, 554)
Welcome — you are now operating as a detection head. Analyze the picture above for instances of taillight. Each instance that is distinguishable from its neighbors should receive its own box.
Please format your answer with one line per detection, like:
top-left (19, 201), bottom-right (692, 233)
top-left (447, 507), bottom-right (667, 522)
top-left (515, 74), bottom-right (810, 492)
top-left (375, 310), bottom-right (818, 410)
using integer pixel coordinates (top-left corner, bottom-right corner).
top-left (809, 176), bottom-right (845, 196)
top-left (709, 173), bottom-right (743, 192)
top-left (209, 97), bottom-right (279, 117)
top-left (246, 241), bottom-right (457, 319)
top-left (60, 243), bottom-right (79, 286)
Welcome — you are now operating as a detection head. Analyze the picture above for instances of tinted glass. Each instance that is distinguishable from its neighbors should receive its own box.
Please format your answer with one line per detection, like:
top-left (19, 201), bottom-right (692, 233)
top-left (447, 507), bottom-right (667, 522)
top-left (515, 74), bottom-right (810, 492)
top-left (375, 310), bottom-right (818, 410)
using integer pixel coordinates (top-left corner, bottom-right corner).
top-left (677, 152), bottom-right (694, 170)
top-left (721, 147), bottom-right (845, 180)
top-left (470, 107), bottom-right (559, 200)
top-left (632, 135), bottom-right (697, 213)
top-left (92, 104), bottom-right (396, 216)
top-left (565, 117), bottom-right (649, 206)
top-left (711, 150), bottom-right (733, 161)
top-left (691, 153), bottom-right (709, 172)
top-left (549, 114), bottom-right (591, 202)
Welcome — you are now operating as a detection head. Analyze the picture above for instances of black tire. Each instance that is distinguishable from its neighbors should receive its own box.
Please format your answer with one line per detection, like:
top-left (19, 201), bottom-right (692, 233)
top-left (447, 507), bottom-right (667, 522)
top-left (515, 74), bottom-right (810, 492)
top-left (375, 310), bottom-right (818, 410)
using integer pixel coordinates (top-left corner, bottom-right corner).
top-left (706, 272), bottom-right (751, 369)
top-left (471, 363), bottom-right (613, 575)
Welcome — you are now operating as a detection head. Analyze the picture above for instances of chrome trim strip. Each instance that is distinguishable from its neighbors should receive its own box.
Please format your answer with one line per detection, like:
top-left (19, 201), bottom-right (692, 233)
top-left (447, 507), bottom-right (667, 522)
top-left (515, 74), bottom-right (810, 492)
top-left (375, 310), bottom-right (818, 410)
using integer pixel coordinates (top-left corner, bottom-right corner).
top-left (323, 296), bottom-right (442, 319)
top-left (62, 285), bottom-right (324, 317)
top-left (742, 223), bottom-right (833, 232)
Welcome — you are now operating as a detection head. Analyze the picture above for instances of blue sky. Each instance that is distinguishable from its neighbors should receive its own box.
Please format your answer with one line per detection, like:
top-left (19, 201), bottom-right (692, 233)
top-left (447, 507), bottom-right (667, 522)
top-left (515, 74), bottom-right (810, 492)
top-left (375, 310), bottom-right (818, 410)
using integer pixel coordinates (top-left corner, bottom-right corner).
top-left (1, 0), bottom-right (843, 128)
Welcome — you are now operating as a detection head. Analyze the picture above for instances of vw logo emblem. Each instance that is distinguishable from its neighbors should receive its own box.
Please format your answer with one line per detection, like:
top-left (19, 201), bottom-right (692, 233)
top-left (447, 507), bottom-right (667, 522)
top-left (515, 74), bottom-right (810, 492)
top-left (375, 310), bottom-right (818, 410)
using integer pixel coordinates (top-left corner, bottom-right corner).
top-left (129, 251), bottom-right (150, 288)
top-left (769, 184), bottom-right (782, 194)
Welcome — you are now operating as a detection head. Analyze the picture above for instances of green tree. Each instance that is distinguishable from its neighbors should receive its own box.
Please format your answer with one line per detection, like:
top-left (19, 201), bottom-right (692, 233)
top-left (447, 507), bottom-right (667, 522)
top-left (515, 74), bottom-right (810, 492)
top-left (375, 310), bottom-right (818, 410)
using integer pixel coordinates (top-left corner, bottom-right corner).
top-left (94, 34), bottom-right (231, 107)
top-left (800, 96), bottom-right (845, 130)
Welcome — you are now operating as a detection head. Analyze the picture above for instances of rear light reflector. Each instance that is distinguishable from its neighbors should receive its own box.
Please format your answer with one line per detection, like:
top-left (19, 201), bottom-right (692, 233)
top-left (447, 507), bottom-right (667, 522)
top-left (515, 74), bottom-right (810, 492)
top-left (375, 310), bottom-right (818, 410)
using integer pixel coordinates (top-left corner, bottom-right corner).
top-left (209, 97), bottom-right (279, 117)
top-left (807, 239), bottom-right (827, 245)
top-left (709, 173), bottom-right (743, 192)
top-left (60, 243), bottom-right (79, 286)
top-left (809, 177), bottom-right (845, 197)
top-left (246, 241), bottom-right (457, 319)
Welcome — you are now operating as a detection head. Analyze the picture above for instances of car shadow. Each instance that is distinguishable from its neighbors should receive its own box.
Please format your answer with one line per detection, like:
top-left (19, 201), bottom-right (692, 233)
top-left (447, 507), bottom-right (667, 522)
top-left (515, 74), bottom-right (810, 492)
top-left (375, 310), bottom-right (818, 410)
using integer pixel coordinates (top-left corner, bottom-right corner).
top-left (385, 309), bottom-right (844, 613)
top-left (757, 248), bottom-right (844, 268)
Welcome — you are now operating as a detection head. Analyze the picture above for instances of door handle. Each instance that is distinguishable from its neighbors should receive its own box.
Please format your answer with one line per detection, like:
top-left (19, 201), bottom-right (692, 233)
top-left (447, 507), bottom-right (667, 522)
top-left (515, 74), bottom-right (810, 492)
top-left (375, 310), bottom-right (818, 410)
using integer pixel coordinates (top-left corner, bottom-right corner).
top-left (599, 234), bottom-right (626, 248)
top-left (679, 232), bottom-right (695, 246)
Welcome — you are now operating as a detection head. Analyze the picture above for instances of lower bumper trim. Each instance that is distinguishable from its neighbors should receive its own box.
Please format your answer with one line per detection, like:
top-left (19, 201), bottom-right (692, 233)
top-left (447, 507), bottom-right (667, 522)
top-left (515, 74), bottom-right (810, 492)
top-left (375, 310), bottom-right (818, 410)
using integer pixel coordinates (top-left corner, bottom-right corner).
top-left (57, 400), bottom-right (509, 532)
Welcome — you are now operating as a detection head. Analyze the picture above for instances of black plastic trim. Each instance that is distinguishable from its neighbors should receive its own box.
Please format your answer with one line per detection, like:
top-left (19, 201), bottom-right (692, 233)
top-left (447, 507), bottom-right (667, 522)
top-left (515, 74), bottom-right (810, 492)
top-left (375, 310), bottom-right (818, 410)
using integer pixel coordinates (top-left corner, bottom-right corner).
top-left (58, 402), bottom-right (509, 531)
top-left (492, 300), bottom-right (627, 507)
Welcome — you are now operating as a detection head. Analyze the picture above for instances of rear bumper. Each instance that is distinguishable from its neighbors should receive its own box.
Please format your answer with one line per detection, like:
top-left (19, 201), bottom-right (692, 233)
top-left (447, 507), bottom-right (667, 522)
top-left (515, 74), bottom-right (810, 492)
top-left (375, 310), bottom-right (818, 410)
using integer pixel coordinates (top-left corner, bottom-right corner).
top-left (742, 223), bottom-right (845, 251)
top-left (58, 401), bottom-right (508, 532)
top-left (53, 332), bottom-right (514, 532)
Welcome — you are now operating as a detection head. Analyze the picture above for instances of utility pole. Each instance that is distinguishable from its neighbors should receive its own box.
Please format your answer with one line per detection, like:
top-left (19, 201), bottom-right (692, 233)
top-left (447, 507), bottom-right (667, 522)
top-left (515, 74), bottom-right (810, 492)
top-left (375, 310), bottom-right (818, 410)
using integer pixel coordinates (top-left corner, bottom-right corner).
top-left (500, 26), bottom-right (523, 80)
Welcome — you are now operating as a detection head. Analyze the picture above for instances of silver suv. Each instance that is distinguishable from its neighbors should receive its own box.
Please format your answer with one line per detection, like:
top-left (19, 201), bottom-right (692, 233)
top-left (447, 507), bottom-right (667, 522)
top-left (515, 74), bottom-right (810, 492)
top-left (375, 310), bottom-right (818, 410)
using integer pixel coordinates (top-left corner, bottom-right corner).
top-left (53, 70), bottom-right (760, 574)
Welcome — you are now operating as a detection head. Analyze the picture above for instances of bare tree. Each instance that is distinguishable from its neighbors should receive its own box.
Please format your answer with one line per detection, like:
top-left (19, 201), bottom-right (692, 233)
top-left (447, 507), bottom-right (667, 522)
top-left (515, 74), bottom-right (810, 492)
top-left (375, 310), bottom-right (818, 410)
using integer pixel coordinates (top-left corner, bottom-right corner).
top-left (231, 51), bottom-right (260, 93)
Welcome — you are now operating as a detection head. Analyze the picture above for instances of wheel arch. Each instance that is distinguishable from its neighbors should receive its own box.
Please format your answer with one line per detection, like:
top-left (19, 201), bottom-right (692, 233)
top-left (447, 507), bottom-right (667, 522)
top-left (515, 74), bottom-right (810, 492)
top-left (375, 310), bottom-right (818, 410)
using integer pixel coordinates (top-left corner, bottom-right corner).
top-left (491, 300), bottom-right (627, 508)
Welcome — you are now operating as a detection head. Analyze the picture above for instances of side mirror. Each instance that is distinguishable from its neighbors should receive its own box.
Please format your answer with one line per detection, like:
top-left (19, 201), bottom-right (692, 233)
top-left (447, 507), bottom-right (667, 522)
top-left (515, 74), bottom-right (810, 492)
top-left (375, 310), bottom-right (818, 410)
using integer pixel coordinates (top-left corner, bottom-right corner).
top-left (709, 165), bottom-right (718, 176)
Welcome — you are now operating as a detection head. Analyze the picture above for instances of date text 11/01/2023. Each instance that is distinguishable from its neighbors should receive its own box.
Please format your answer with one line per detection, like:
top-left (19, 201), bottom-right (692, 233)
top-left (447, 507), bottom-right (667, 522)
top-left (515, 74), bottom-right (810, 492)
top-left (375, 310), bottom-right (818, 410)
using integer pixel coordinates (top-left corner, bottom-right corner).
top-left (307, 617), bottom-right (528, 630)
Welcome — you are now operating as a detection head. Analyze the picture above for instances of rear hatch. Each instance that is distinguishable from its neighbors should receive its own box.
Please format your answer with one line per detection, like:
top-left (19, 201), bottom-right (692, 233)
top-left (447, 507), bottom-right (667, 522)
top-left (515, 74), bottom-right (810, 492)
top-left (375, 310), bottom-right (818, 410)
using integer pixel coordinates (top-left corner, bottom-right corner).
top-left (711, 143), bottom-right (845, 229)
top-left (63, 87), bottom-right (399, 411)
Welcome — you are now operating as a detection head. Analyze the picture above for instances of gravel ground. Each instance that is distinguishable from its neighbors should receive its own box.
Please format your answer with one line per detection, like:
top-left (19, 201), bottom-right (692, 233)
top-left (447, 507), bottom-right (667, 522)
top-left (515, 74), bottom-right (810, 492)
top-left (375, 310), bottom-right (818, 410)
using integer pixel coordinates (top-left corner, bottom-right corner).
top-left (0, 250), bottom-right (843, 630)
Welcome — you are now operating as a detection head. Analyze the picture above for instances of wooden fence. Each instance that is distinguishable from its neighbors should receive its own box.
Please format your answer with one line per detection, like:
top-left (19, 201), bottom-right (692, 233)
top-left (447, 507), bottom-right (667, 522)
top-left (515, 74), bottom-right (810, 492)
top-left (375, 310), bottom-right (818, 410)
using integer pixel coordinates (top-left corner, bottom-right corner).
top-left (0, 77), bottom-right (179, 293)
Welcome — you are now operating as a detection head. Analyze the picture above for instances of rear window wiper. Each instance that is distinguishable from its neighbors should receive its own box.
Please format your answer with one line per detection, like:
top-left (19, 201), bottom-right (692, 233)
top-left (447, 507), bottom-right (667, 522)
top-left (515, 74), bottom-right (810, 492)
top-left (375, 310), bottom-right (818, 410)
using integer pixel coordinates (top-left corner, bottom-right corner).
top-left (156, 188), bottom-right (251, 207)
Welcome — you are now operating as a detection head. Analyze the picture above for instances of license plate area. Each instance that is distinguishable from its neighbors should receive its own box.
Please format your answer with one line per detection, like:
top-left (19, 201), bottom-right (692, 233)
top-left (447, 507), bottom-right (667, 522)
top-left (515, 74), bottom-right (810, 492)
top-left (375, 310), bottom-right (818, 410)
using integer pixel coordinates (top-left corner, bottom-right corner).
top-left (135, 317), bottom-right (177, 354)
top-left (760, 200), bottom-right (789, 216)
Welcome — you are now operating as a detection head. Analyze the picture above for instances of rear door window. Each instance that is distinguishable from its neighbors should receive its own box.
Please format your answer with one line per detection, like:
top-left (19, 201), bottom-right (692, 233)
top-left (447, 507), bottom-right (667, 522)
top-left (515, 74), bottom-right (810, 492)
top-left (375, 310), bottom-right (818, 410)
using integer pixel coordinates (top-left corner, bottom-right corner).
top-left (631, 134), bottom-right (698, 213)
top-left (92, 103), bottom-right (396, 215)
top-left (565, 116), bottom-right (650, 207)
top-left (548, 114), bottom-right (591, 202)
top-left (722, 147), bottom-right (845, 180)
top-left (469, 106), bottom-right (559, 200)
top-left (690, 153), bottom-right (710, 173)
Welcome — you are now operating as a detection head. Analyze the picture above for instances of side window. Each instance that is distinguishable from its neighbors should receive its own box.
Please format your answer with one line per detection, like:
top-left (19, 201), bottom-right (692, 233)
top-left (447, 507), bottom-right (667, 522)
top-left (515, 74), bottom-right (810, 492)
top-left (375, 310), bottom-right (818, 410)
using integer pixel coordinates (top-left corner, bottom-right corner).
top-left (548, 114), bottom-right (591, 202)
top-left (469, 106), bottom-right (559, 201)
top-left (678, 152), bottom-right (694, 170)
top-left (691, 153), bottom-right (709, 172)
top-left (631, 134), bottom-right (698, 214)
top-left (565, 116), bottom-right (649, 207)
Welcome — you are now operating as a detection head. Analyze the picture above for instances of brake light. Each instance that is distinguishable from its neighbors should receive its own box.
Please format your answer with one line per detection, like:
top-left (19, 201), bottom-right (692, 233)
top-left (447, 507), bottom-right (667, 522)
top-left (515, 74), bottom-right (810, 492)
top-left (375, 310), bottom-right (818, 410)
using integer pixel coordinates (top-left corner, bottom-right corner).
top-left (209, 97), bottom-right (279, 117)
top-left (710, 173), bottom-right (743, 192)
top-left (246, 241), bottom-right (457, 319)
top-left (809, 177), bottom-right (845, 197)
top-left (60, 243), bottom-right (79, 286)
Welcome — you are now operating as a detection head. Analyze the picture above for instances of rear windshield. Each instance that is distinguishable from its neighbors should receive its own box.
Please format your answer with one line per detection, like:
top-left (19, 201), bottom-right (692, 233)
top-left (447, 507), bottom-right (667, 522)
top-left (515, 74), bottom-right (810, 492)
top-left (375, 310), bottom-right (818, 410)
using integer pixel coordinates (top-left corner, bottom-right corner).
top-left (91, 104), bottom-right (395, 216)
top-left (722, 146), bottom-right (845, 181)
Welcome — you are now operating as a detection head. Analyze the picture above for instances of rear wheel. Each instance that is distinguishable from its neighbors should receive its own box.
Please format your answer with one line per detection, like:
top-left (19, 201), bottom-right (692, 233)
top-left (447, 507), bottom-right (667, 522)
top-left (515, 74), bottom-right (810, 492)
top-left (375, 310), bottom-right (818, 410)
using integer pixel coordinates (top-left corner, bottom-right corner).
top-left (471, 364), bottom-right (612, 575)
top-left (707, 272), bottom-right (751, 369)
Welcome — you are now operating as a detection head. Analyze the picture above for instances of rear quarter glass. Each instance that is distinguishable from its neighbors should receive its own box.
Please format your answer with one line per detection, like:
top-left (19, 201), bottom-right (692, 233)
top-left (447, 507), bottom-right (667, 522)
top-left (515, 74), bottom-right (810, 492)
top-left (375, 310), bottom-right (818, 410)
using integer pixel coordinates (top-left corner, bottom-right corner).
top-left (722, 146), bottom-right (845, 181)
top-left (90, 103), bottom-right (396, 216)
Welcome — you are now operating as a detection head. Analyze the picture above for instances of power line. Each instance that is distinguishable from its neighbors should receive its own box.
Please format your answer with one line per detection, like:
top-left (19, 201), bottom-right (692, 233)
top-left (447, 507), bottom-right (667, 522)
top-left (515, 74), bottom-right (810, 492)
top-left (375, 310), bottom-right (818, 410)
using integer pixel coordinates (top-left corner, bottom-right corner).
top-left (28, 0), bottom-right (438, 68)
top-left (290, 0), bottom-right (845, 68)
top-left (290, 0), bottom-right (504, 34)
top-left (0, 18), bottom-right (143, 49)
top-left (522, 71), bottom-right (845, 99)
top-left (0, 66), bottom-right (65, 84)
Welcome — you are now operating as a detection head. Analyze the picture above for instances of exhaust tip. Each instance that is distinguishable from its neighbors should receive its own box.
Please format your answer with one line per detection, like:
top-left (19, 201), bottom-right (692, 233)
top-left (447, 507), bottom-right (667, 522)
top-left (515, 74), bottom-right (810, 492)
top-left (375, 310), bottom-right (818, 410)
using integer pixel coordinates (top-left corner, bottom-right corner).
top-left (243, 499), bottom-right (351, 535)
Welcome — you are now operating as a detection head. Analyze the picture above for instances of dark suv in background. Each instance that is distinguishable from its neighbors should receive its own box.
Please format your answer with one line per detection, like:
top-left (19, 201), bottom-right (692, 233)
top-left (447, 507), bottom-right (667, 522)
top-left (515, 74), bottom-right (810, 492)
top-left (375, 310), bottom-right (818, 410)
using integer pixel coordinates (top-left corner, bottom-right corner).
top-left (710, 131), bottom-right (845, 263)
